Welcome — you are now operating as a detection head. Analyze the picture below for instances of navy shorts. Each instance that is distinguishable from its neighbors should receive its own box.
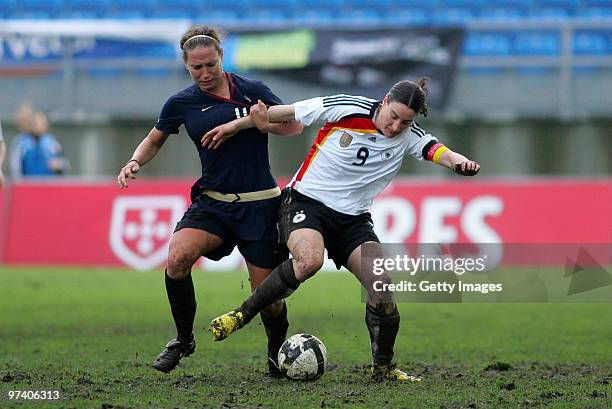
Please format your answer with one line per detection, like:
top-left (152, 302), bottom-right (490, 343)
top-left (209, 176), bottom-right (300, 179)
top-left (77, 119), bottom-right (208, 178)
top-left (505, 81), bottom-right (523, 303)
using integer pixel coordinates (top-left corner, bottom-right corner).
top-left (278, 188), bottom-right (379, 269)
top-left (175, 193), bottom-right (286, 269)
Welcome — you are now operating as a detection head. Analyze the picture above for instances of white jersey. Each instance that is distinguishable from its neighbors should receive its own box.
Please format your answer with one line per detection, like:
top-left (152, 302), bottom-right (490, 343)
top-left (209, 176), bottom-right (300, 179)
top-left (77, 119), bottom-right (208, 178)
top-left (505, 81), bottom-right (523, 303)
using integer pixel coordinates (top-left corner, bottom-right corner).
top-left (290, 95), bottom-right (438, 215)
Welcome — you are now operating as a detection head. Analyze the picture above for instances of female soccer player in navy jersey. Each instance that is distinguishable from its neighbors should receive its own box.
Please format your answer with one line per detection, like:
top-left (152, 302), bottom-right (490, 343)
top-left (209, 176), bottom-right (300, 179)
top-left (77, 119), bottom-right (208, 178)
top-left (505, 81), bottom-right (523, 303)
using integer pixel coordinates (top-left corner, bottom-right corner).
top-left (205, 78), bottom-right (480, 381)
top-left (116, 25), bottom-right (303, 376)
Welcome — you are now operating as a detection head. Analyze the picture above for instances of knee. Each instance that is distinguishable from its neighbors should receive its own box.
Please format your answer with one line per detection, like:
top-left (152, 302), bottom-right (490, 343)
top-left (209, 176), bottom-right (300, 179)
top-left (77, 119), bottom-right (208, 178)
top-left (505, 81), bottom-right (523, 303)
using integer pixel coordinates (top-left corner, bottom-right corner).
top-left (374, 302), bottom-right (398, 316)
top-left (167, 251), bottom-right (196, 279)
top-left (293, 251), bottom-right (324, 280)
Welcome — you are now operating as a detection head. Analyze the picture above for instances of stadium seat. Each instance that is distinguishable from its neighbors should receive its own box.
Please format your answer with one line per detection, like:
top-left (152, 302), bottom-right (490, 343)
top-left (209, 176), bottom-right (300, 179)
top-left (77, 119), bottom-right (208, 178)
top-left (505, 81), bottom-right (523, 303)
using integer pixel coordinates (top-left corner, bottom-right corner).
top-left (394, 0), bottom-right (439, 6)
top-left (573, 31), bottom-right (608, 55)
top-left (335, 9), bottom-right (383, 26)
top-left (477, 7), bottom-right (526, 21)
top-left (239, 10), bottom-right (291, 27)
top-left (382, 8), bottom-right (430, 26)
top-left (513, 31), bottom-right (561, 56)
top-left (18, 0), bottom-right (65, 18)
top-left (65, 0), bottom-right (112, 17)
top-left (463, 32), bottom-right (512, 56)
top-left (528, 7), bottom-right (573, 21)
top-left (202, 10), bottom-right (242, 27)
top-left (290, 9), bottom-right (336, 27)
top-left (533, 0), bottom-right (579, 6)
top-left (576, 7), bottom-right (612, 19)
top-left (432, 7), bottom-right (477, 25)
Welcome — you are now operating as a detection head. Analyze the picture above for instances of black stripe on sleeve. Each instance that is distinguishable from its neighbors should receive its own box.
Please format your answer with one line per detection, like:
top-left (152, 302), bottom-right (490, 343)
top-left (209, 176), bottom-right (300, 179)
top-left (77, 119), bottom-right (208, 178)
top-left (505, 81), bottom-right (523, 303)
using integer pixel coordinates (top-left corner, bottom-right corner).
top-left (323, 101), bottom-right (373, 111)
top-left (323, 95), bottom-right (376, 105)
top-left (411, 125), bottom-right (425, 138)
top-left (323, 97), bottom-right (374, 110)
top-left (421, 139), bottom-right (438, 161)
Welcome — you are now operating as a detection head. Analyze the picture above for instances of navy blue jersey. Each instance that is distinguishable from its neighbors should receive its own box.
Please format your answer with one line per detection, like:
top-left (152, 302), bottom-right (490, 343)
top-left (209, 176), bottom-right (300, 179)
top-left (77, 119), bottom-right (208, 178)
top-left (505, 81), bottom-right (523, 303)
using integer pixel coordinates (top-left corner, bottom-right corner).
top-left (155, 73), bottom-right (282, 194)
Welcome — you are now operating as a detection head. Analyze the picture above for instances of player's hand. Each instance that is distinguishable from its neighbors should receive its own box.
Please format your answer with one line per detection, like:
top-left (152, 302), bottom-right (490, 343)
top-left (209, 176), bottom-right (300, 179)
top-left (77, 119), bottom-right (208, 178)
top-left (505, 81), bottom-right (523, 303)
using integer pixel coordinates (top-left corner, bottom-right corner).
top-left (117, 160), bottom-right (140, 188)
top-left (201, 122), bottom-right (239, 150)
top-left (250, 100), bottom-right (270, 133)
top-left (0, 171), bottom-right (5, 186)
top-left (454, 161), bottom-right (480, 176)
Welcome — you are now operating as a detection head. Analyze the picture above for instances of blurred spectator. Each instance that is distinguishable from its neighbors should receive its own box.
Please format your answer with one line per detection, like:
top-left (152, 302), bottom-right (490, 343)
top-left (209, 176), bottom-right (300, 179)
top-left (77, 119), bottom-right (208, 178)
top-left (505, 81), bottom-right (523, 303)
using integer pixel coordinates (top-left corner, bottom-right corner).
top-left (10, 108), bottom-right (69, 178)
top-left (0, 117), bottom-right (5, 186)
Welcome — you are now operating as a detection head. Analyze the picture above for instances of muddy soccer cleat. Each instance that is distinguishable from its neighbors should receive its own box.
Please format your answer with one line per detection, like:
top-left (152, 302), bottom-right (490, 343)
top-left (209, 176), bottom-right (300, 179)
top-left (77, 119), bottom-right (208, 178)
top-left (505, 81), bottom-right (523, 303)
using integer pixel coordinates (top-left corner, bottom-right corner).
top-left (152, 335), bottom-right (196, 373)
top-left (371, 363), bottom-right (422, 382)
top-left (208, 310), bottom-right (245, 341)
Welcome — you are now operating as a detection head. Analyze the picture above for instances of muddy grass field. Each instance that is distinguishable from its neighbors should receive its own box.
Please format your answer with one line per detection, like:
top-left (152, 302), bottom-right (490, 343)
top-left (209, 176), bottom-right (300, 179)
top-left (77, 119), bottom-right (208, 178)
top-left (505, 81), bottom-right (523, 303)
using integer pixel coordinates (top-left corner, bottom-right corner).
top-left (1, 267), bottom-right (610, 408)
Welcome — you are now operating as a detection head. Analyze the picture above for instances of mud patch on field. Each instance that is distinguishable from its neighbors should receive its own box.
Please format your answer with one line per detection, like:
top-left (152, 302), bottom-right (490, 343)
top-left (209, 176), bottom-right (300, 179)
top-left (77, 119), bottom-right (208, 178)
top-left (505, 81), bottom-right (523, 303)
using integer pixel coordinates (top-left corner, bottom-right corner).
top-left (2, 371), bottom-right (32, 383)
top-left (484, 362), bottom-right (513, 372)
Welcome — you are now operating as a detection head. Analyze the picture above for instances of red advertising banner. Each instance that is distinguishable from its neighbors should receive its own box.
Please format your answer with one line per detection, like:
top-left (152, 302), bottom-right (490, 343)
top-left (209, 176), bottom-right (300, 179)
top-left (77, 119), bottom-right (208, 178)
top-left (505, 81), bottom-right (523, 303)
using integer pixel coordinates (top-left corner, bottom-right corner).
top-left (1, 178), bottom-right (610, 271)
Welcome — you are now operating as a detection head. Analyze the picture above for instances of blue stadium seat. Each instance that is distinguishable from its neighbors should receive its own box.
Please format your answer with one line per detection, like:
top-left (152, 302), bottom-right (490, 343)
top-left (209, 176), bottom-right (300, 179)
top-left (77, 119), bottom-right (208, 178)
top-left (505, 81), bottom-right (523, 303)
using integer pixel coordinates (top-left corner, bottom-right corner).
top-left (208, 0), bottom-right (261, 10)
top-left (481, 0), bottom-right (531, 6)
top-left (438, 0), bottom-right (484, 6)
top-left (19, 0), bottom-right (64, 17)
top-left (18, 11), bottom-right (53, 19)
top-left (290, 9), bottom-right (336, 27)
top-left (477, 7), bottom-right (526, 21)
top-left (335, 9), bottom-right (383, 26)
top-left (344, 0), bottom-right (391, 8)
top-left (432, 7), bottom-right (476, 25)
top-left (65, 0), bottom-right (112, 16)
top-left (533, 0), bottom-right (579, 6)
top-left (573, 31), bottom-right (608, 55)
top-left (300, 0), bottom-right (345, 10)
top-left (528, 7), bottom-right (573, 21)
top-left (582, 0), bottom-right (612, 5)
top-left (202, 10), bottom-right (242, 26)
top-left (463, 32), bottom-right (512, 56)
top-left (382, 8), bottom-right (430, 26)
top-left (513, 31), bottom-right (561, 56)
top-left (576, 7), bottom-right (612, 19)
top-left (394, 0), bottom-right (439, 6)
top-left (239, 10), bottom-right (291, 27)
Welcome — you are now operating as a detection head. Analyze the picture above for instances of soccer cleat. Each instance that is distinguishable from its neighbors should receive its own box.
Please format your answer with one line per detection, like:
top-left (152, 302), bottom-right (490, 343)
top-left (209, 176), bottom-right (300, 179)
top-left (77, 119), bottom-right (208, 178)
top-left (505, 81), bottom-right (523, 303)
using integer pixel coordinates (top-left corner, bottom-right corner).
top-left (208, 310), bottom-right (245, 341)
top-left (264, 357), bottom-right (284, 380)
top-left (371, 363), bottom-right (422, 382)
top-left (152, 335), bottom-right (196, 373)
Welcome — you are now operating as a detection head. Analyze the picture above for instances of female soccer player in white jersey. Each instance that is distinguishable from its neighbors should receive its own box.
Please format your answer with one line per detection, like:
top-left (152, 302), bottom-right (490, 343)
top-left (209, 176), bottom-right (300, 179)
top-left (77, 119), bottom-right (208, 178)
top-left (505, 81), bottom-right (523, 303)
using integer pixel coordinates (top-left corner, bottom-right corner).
top-left (203, 78), bottom-right (480, 381)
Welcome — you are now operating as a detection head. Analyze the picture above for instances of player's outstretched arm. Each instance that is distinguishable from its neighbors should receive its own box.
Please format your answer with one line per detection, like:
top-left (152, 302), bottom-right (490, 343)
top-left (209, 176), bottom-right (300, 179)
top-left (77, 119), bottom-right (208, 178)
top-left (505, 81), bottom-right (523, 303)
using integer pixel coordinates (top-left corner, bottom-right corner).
top-left (437, 148), bottom-right (481, 176)
top-left (201, 102), bottom-right (297, 150)
top-left (117, 127), bottom-right (168, 188)
top-left (252, 100), bottom-right (304, 137)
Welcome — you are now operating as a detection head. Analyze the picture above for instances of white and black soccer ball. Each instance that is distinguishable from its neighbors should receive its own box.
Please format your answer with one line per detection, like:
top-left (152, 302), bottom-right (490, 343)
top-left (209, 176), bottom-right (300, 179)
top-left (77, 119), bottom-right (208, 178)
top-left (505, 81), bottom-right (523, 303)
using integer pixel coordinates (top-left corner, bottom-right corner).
top-left (278, 333), bottom-right (327, 381)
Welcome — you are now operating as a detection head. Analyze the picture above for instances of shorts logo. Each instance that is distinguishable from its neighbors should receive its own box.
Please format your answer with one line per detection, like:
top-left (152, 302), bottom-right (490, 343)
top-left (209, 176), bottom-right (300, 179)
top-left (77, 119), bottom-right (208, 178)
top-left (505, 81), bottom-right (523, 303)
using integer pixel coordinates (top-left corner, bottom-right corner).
top-left (109, 196), bottom-right (186, 271)
top-left (381, 148), bottom-right (394, 161)
top-left (293, 211), bottom-right (306, 223)
top-left (339, 132), bottom-right (353, 148)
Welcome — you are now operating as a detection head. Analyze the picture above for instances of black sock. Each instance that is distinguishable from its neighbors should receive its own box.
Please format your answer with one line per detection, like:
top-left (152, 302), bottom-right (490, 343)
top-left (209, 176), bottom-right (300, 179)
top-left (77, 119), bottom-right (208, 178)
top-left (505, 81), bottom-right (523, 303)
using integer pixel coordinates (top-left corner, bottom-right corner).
top-left (365, 304), bottom-right (400, 366)
top-left (239, 259), bottom-right (300, 323)
top-left (165, 270), bottom-right (196, 342)
top-left (260, 302), bottom-right (289, 370)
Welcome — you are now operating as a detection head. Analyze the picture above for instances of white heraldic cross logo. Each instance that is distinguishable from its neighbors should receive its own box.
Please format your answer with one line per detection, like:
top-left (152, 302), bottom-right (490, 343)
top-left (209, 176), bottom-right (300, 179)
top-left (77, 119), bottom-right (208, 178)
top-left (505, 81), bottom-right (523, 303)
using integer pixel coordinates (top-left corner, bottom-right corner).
top-left (109, 196), bottom-right (186, 271)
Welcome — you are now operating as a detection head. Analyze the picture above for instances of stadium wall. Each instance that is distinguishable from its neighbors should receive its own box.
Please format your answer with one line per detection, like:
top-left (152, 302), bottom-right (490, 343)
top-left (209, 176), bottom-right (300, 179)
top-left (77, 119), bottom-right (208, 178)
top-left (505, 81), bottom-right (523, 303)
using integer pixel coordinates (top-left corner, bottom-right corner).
top-left (1, 178), bottom-right (609, 271)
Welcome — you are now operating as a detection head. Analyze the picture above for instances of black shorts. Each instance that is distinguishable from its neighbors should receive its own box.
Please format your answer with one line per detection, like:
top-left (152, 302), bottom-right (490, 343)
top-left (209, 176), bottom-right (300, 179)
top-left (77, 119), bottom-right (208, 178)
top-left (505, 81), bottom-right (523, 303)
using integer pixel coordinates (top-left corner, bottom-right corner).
top-left (175, 193), bottom-right (286, 269)
top-left (278, 188), bottom-right (379, 270)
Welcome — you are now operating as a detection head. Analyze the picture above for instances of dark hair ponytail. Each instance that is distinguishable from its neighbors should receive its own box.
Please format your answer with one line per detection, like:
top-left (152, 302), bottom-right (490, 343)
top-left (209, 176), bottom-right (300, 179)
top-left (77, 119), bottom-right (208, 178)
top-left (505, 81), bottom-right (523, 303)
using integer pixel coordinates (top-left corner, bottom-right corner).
top-left (387, 77), bottom-right (430, 117)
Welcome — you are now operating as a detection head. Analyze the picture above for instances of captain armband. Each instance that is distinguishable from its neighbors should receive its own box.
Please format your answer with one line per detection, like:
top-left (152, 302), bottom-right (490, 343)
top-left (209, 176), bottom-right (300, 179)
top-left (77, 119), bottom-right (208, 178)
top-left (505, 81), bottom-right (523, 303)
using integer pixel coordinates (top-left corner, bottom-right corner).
top-left (426, 143), bottom-right (449, 164)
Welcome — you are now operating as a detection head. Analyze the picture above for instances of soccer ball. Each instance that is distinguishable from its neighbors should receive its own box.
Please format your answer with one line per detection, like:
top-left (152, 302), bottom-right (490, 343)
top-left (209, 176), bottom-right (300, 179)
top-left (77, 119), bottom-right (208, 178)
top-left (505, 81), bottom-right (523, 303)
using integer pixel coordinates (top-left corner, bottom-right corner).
top-left (278, 333), bottom-right (327, 381)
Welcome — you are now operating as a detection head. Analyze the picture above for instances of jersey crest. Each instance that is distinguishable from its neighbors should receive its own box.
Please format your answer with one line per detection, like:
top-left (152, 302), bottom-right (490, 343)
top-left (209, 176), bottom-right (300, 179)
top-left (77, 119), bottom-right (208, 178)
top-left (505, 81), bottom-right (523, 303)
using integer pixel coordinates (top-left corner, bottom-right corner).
top-left (339, 132), bottom-right (353, 148)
